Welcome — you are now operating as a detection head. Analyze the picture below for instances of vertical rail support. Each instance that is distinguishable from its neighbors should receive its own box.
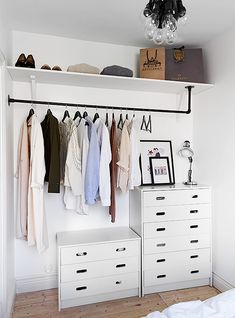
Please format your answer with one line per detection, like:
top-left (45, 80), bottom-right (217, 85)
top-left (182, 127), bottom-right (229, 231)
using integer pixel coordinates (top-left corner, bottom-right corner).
top-left (185, 85), bottom-right (194, 114)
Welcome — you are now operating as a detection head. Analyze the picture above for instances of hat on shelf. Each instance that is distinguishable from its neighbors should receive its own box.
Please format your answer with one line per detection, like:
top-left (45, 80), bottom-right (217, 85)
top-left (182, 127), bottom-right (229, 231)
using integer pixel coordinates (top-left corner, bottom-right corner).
top-left (100, 65), bottom-right (133, 77)
top-left (67, 63), bottom-right (100, 74)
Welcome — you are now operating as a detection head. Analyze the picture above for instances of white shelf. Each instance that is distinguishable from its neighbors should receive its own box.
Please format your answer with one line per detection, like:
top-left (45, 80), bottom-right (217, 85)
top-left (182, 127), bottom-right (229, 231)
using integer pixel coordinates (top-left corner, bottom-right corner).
top-left (7, 66), bottom-right (214, 95)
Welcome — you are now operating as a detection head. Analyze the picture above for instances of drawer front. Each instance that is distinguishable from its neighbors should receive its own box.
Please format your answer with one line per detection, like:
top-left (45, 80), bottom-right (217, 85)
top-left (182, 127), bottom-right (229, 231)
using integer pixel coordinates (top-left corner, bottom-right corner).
top-left (144, 249), bottom-right (211, 271)
top-left (144, 234), bottom-right (210, 254)
top-left (61, 240), bottom-right (139, 265)
top-left (143, 189), bottom-right (211, 207)
top-left (60, 272), bottom-right (139, 300)
top-left (143, 204), bottom-right (211, 223)
top-left (144, 262), bottom-right (210, 287)
top-left (61, 257), bottom-right (139, 283)
top-left (144, 219), bottom-right (211, 239)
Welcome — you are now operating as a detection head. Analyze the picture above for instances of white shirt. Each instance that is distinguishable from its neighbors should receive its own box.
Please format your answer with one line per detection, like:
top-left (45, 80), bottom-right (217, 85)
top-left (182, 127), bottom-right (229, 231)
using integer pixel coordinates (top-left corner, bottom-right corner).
top-left (94, 118), bottom-right (112, 206)
top-left (129, 117), bottom-right (141, 190)
top-left (117, 120), bottom-right (130, 193)
top-left (64, 122), bottom-right (84, 214)
top-left (27, 115), bottom-right (48, 253)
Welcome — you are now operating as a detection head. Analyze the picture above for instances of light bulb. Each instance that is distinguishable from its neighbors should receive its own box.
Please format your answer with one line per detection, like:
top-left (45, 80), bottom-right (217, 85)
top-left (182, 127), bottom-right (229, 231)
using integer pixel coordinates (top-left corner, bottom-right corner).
top-left (139, 10), bottom-right (148, 24)
top-left (150, 13), bottom-right (160, 28)
top-left (165, 30), bottom-right (176, 44)
top-left (178, 15), bottom-right (187, 25)
top-left (162, 13), bottom-right (177, 32)
top-left (144, 25), bottom-right (156, 40)
top-left (153, 29), bottom-right (164, 45)
top-left (145, 16), bottom-right (155, 28)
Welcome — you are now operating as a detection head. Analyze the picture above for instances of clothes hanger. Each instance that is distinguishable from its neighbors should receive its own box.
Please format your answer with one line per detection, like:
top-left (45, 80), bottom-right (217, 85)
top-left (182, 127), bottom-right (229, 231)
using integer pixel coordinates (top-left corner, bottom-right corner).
top-left (140, 114), bottom-right (148, 131)
top-left (117, 109), bottom-right (124, 129)
top-left (93, 107), bottom-right (100, 123)
top-left (105, 109), bottom-right (109, 127)
top-left (73, 105), bottom-right (82, 120)
top-left (83, 105), bottom-right (88, 118)
top-left (27, 108), bottom-right (34, 122)
top-left (62, 105), bottom-right (70, 122)
top-left (145, 113), bottom-right (152, 133)
top-left (47, 103), bottom-right (52, 115)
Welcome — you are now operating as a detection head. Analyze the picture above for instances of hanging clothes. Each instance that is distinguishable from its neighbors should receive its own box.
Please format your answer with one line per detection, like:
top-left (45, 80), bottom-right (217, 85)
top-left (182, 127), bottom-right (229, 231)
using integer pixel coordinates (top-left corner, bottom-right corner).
top-left (117, 120), bottom-right (131, 193)
top-left (84, 117), bottom-right (100, 205)
top-left (41, 110), bottom-right (60, 193)
top-left (63, 122), bottom-right (82, 212)
top-left (94, 118), bottom-right (112, 207)
top-left (16, 120), bottom-right (30, 240)
top-left (27, 114), bottom-right (48, 253)
top-left (77, 118), bottom-right (89, 214)
top-left (59, 117), bottom-right (74, 183)
top-left (109, 119), bottom-right (117, 223)
top-left (128, 117), bottom-right (141, 189)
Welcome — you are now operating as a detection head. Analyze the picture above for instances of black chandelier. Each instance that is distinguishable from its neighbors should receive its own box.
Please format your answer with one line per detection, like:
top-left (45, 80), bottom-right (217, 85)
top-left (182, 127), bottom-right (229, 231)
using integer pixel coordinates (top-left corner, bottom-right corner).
top-left (140, 0), bottom-right (187, 44)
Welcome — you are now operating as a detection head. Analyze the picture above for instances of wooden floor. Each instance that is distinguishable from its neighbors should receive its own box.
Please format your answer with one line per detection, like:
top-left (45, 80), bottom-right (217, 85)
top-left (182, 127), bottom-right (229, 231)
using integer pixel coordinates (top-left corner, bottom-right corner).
top-left (12, 286), bottom-right (219, 318)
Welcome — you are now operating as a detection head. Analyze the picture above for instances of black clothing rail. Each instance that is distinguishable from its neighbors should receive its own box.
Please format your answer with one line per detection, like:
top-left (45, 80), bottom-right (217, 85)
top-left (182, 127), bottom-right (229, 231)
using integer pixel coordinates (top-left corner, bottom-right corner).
top-left (8, 85), bottom-right (194, 114)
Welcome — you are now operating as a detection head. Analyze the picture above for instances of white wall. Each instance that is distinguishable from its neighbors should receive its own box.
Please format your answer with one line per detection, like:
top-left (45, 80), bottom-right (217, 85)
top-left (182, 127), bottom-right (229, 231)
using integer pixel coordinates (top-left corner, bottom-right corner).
top-left (0, 0), bottom-right (11, 63)
top-left (12, 31), bottom-right (193, 292)
top-left (0, 58), bottom-right (15, 316)
top-left (194, 25), bottom-right (235, 289)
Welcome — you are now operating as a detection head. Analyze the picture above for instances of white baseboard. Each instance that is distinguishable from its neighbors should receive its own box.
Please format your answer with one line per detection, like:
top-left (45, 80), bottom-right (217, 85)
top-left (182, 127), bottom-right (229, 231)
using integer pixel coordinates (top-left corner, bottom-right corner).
top-left (7, 285), bottom-right (16, 318)
top-left (15, 273), bottom-right (58, 293)
top-left (212, 272), bottom-right (234, 292)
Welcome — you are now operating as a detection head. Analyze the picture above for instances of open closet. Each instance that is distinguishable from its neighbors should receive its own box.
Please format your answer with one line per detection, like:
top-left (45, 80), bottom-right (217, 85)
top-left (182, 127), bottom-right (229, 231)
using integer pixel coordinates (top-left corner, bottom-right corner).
top-left (1, 1), bottom-right (235, 317)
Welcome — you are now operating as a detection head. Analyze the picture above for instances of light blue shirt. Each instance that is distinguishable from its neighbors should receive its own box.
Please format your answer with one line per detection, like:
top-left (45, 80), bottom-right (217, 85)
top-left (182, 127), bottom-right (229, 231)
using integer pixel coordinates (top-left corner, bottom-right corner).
top-left (84, 117), bottom-right (100, 205)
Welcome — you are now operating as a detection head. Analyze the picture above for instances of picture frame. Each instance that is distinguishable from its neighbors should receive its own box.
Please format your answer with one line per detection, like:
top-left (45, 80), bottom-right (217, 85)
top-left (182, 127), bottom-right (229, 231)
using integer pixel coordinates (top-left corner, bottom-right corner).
top-left (149, 157), bottom-right (172, 185)
top-left (139, 140), bottom-right (175, 186)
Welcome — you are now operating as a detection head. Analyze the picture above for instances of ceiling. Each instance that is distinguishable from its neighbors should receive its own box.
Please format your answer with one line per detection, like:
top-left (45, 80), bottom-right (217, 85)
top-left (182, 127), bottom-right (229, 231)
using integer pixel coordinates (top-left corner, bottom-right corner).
top-left (7, 0), bottom-right (235, 47)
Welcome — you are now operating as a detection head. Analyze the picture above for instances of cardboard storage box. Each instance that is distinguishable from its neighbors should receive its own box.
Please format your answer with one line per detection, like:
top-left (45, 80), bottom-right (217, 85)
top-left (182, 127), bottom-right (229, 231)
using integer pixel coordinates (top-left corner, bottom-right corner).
top-left (140, 47), bottom-right (205, 83)
top-left (140, 47), bottom-right (165, 80)
top-left (165, 48), bottom-right (205, 83)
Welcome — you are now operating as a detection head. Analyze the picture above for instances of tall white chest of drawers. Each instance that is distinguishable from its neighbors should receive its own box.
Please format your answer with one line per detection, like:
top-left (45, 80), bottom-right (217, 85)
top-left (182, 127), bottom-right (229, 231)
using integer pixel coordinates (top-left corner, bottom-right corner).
top-left (57, 227), bottom-right (141, 310)
top-left (129, 184), bottom-right (212, 296)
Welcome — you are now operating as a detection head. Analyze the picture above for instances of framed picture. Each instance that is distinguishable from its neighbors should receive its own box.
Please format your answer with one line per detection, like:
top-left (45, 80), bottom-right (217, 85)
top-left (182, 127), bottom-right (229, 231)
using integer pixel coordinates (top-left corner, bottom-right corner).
top-left (139, 140), bottom-right (175, 186)
top-left (149, 157), bottom-right (172, 185)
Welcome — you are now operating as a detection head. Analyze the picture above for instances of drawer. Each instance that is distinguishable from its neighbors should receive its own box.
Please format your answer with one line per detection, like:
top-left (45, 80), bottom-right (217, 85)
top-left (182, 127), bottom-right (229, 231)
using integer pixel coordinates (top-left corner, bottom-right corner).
top-left (60, 240), bottom-right (139, 265)
top-left (144, 262), bottom-right (211, 287)
top-left (143, 204), bottom-right (211, 223)
top-left (60, 272), bottom-right (139, 300)
top-left (144, 249), bottom-right (211, 271)
top-left (143, 189), bottom-right (210, 207)
top-left (144, 234), bottom-right (210, 254)
top-left (61, 256), bottom-right (139, 283)
top-left (144, 219), bottom-right (211, 239)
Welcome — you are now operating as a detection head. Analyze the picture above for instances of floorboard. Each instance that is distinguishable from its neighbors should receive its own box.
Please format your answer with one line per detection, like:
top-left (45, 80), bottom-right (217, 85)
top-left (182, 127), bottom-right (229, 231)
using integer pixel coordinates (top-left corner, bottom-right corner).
top-left (12, 286), bottom-right (219, 318)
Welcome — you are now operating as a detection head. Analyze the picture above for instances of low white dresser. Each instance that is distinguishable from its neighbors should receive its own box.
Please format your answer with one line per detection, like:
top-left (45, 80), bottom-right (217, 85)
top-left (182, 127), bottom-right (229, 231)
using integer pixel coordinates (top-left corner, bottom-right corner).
top-left (57, 227), bottom-right (141, 310)
top-left (129, 184), bottom-right (212, 296)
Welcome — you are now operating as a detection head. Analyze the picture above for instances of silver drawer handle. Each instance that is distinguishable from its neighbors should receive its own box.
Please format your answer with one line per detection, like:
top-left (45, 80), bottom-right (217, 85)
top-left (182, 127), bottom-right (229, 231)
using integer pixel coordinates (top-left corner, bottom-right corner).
top-left (157, 258), bottom-right (166, 263)
top-left (76, 269), bottom-right (87, 274)
top-left (156, 212), bottom-right (165, 216)
top-left (116, 247), bottom-right (126, 252)
top-left (116, 264), bottom-right (126, 268)
top-left (156, 227), bottom-right (166, 232)
top-left (192, 195), bottom-right (198, 199)
top-left (157, 275), bottom-right (166, 279)
top-left (157, 243), bottom-right (166, 247)
top-left (190, 225), bottom-right (199, 229)
top-left (190, 240), bottom-right (199, 244)
top-left (190, 210), bottom-right (198, 214)
top-left (191, 270), bottom-right (199, 274)
top-left (76, 252), bottom-right (87, 257)
top-left (190, 255), bottom-right (199, 259)
top-left (116, 281), bottom-right (122, 284)
top-left (156, 196), bottom-right (165, 201)
top-left (76, 286), bottom-right (87, 291)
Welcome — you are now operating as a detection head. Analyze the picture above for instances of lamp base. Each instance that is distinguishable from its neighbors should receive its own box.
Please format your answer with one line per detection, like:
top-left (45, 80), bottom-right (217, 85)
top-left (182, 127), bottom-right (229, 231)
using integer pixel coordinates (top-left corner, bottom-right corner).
top-left (183, 181), bottom-right (198, 186)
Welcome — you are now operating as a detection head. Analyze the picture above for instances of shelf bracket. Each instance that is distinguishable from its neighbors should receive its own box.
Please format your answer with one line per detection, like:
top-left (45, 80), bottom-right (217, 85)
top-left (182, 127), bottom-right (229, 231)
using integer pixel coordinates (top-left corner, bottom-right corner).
top-left (7, 85), bottom-right (194, 114)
